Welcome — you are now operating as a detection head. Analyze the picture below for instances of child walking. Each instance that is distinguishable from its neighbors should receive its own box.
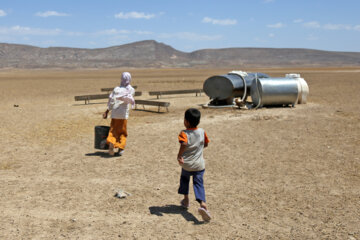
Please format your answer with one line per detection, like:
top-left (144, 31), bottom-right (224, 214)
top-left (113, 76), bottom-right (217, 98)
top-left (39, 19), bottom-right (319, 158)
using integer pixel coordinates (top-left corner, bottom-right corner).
top-left (177, 108), bottom-right (211, 221)
top-left (103, 72), bottom-right (135, 156)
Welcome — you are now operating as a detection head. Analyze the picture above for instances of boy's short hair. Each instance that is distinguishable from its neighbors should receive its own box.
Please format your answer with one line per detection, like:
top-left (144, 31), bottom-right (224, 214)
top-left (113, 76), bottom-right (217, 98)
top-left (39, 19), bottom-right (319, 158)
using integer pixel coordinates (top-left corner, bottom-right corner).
top-left (185, 108), bottom-right (201, 127)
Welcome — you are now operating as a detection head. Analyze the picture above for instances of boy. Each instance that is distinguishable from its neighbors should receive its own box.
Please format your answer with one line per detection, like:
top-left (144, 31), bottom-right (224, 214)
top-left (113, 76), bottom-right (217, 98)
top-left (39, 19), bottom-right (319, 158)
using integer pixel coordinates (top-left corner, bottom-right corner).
top-left (177, 108), bottom-right (211, 221)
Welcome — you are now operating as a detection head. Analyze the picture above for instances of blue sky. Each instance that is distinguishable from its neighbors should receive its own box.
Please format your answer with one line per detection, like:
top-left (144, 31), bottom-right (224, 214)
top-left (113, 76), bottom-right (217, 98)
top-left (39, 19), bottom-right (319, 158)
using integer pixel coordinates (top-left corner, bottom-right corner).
top-left (1, 0), bottom-right (360, 52)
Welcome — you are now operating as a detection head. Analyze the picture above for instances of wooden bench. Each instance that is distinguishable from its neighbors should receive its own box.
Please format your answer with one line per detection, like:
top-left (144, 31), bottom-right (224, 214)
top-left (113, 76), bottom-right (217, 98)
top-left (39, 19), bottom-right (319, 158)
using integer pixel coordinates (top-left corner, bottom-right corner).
top-left (135, 100), bottom-right (170, 113)
top-left (148, 89), bottom-right (203, 99)
top-left (101, 85), bottom-right (137, 93)
top-left (74, 92), bottom-right (142, 104)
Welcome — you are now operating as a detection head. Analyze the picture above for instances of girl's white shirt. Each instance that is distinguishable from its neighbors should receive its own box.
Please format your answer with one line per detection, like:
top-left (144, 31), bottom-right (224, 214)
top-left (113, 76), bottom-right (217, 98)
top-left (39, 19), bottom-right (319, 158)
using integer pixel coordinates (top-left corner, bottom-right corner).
top-left (107, 86), bottom-right (135, 119)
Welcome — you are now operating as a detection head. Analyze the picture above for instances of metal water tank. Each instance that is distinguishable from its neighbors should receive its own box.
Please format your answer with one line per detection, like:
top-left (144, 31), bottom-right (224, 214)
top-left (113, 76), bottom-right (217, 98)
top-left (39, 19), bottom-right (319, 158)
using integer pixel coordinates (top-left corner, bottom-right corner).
top-left (285, 74), bottom-right (309, 104)
top-left (250, 78), bottom-right (299, 108)
top-left (203, 73), bottom-right (269, 101)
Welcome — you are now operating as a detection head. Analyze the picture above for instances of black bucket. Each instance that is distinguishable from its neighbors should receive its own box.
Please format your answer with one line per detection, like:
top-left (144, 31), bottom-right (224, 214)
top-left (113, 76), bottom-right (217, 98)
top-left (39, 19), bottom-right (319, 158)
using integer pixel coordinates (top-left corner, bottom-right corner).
top-left (94, 125), bottom-right (110, 149)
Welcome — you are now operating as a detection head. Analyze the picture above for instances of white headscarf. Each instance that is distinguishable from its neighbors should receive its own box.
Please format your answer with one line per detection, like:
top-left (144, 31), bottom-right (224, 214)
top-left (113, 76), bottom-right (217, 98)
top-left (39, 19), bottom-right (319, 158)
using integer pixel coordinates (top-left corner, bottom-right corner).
top-left (121, 72), bottom-right (131, 87)
top-left (109, 71), bottom-right (135, 108)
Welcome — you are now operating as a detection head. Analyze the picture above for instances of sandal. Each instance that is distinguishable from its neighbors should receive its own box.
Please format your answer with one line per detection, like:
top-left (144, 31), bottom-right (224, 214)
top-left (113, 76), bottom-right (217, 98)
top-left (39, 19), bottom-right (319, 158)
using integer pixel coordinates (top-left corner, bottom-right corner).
top-left (180, 199), bottom-right (189, 209)
top-left (198, 207), bottom-right (211, 221)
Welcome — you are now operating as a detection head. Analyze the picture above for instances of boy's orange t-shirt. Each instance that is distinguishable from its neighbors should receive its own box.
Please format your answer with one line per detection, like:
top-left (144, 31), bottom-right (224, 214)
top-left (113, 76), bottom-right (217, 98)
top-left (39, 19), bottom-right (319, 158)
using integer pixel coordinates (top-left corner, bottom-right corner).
top-left (177, 128), bottom-right (209, 171)
top-left (178, 128), bottom-right (210, 145)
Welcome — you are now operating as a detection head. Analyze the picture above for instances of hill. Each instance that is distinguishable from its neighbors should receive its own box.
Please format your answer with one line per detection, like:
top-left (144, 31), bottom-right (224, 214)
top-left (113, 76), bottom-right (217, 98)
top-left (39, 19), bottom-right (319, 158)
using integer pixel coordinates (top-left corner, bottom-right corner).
top-left (1, 40), bottom-right (360, 68)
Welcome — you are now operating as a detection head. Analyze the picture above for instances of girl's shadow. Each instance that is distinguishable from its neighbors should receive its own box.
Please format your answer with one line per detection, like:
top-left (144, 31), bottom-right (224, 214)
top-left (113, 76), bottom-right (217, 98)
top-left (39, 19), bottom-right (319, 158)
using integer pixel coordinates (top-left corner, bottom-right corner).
top-left (149, 205), bottom-right (205, 225)
top-left (85, 152), bottom-right (120, 158)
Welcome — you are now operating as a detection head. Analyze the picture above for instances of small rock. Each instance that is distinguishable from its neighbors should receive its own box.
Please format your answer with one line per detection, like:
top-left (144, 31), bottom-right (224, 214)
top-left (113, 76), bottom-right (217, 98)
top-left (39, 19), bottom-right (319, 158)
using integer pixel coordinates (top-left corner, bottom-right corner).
top-left (348, 236), bottom-right (356, 240)
top-left (114, 189), bottom-right (131, 198)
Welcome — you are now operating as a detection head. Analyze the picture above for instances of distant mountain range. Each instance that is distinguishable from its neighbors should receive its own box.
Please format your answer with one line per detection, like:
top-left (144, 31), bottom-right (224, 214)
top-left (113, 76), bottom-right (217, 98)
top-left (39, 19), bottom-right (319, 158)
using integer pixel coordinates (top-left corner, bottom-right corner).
top-left (1, 40), bottom-right (360, 69)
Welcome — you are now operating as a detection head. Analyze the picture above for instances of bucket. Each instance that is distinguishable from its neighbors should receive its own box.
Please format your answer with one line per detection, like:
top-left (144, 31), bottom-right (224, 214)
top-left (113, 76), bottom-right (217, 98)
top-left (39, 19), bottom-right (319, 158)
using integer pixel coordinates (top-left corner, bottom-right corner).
top-left (94, 125), bottom-right (110, 149)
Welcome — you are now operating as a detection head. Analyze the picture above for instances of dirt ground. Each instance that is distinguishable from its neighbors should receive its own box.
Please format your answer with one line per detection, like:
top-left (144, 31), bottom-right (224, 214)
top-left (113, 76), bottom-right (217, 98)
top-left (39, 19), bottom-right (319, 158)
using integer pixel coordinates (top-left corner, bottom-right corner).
top-left (0, 67), bottom-right (359, 239)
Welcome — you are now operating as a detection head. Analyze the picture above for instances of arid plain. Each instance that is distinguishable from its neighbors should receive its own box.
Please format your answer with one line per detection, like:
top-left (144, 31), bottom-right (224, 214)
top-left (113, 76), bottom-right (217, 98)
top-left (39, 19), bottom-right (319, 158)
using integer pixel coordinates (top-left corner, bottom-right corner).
top-left (0, 68), bottom-right (359, 239)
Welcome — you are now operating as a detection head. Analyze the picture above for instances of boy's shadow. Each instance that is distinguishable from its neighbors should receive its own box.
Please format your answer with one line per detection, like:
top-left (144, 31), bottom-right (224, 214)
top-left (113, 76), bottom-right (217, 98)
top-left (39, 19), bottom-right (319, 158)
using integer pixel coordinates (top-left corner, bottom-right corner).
top-left (149, 205), bottom-right (205, 225)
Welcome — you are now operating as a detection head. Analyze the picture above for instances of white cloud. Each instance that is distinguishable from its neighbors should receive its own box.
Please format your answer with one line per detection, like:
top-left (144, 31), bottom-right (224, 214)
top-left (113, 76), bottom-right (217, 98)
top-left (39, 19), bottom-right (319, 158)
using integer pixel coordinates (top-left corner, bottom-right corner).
top-left (202, 17), bottom-right (237, 26)
top-left (0, 25), bottom-right (62, 35)
top-left (263, 0), bottom-right (275, 3)
top-left (159, 32), bottom-right (222, 41)
top-left (293, 19), bottom-right (303, 23)
top-left (303, 21), bottom-right (321, 28)
top-left (323, 24), bottom-right (352, 30)
top-left (0, 9), bottom-right (7, 17)
top-left (65, 31), bottom-right (84, 37)
top-left (35, 11), bottom-right (69, 17)
top-left (0, 25), bottom-right (152, 39)
top-left (267, 22), bottom-right (285, 28)
top-left (95, 29), bottom-right (152, 36)
top-left (114, 11), bottom-right (155, 19)
top-left (97, 29), bottom-right (130, 35)
top-left (134, 30), bottom-right (152, 35)
top-left (269, 33), bottom-right (275, 38)
top-left (303, 21), bottom-right (360, 31)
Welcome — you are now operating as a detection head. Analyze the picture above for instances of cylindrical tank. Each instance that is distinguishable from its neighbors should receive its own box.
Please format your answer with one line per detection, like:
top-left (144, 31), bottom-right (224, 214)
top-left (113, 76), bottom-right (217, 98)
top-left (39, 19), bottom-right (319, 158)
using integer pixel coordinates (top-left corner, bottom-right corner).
top-left (250, 78), bottom-right (299, 108)
top-left (285, 73), bottom-right (309, 104)
top-left (203, 73), bottom-right (269, 101)
top-left (94, 125), bottom-right (110, 149)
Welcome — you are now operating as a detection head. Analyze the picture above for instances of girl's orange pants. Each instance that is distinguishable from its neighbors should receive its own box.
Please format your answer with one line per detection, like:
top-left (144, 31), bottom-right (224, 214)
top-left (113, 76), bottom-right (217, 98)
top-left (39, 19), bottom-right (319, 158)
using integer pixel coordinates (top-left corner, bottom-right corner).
top-left (106, 119), bottom-right (127, 150)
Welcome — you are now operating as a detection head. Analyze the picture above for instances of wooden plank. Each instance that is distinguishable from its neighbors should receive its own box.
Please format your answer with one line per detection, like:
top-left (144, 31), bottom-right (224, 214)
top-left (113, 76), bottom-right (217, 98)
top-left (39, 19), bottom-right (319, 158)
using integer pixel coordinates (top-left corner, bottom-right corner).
top-left (135, 100), bottom-right (170, 107)
top-left (74, 94), bottom-right (109, 101)
top-left (101, 85), bottom-right (137, 92)
top-left (148, 89), bottom-right (203, 99)
top-left (135, 100), bottom-right (170, 112)
top-left (149, 89), bottom-right (202, 95)
top-left (74, 92), bottom-right (142, 104)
